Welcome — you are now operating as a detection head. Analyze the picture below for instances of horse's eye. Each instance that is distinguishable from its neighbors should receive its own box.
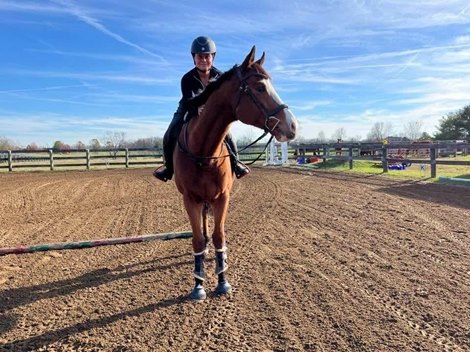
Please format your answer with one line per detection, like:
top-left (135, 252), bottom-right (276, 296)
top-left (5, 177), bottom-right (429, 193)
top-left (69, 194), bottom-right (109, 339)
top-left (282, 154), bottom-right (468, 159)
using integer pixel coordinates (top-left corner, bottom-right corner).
top-left (256, 84), bottom-right (266, 93)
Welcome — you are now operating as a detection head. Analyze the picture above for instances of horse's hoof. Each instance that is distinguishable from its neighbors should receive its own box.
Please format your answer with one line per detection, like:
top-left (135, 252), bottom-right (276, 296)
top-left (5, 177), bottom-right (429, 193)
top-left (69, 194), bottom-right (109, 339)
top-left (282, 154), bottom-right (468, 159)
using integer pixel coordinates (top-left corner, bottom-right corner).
top-left (190, 285), bottom-right (207, 300)
top-left (215, 281), bottom-right (232, 295)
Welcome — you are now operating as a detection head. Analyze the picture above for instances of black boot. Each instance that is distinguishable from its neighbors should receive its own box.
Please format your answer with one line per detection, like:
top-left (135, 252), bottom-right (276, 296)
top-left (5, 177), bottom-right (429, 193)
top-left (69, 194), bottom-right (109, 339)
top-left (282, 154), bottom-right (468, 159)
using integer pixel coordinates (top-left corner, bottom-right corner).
top-left (153, 137), bottom-right (174, 182)
top-left (153, 133), bottom-right (175, 182)
top-left (234, 160), bottom-right (250, 179)
top-left (214, 247), bottom-right (232, 295)
top-left (153, 163), bottom-right (173, 182)
top-left (153, 102), bottom-right (186, 182)
top-left (153, 159), bottom-right (173, 182)
top-left (225, 134), bottom-right (250, 179)
top-left (190, 252), bottom-right (206, 300)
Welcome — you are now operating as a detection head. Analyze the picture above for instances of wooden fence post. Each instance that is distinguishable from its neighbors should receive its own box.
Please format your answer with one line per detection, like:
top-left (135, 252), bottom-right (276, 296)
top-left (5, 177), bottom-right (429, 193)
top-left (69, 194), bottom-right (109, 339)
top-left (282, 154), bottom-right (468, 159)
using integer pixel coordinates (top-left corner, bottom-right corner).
top-left (348, 147), bottom-right (353, 169)
top-left (49, 149), bottom-right (54, 171)
top-left (323, 146), bottom-right (328, 164)
top-left (430, 147), bottom-right (436, 178)
top-left (86, 149), bottom-right (91, 170)
top-left (125, 148), bottom-right (129, 168)
top-left (382, 146), bottom-right (388, 173)
top-left (8, 150), bottom-right (12, 172)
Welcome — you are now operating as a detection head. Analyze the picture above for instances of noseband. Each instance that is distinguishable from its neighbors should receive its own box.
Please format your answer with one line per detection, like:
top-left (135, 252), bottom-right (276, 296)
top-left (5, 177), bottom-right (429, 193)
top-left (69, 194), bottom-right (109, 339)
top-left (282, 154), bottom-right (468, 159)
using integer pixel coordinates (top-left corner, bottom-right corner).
top-left (235, 65), bottom-right (288, 133)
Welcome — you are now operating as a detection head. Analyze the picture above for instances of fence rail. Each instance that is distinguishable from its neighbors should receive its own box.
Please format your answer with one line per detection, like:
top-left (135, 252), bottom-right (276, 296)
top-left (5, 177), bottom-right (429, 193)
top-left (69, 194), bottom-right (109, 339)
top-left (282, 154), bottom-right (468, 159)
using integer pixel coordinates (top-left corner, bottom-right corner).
top-left (1, 142), bottom-right (469, 178)
top-left (293, 142), bottom-right (470, 178)
top-left (0, 148), bottom-right (163, 172)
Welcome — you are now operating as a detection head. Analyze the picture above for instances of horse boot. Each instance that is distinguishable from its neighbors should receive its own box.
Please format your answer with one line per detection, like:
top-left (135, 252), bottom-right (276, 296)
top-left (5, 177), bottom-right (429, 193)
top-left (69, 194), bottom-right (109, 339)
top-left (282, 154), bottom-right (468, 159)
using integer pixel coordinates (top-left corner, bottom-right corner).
top-left (190, 251), bottom-right (207, 300)
top-left (214, 247), bottom-right (232, 295)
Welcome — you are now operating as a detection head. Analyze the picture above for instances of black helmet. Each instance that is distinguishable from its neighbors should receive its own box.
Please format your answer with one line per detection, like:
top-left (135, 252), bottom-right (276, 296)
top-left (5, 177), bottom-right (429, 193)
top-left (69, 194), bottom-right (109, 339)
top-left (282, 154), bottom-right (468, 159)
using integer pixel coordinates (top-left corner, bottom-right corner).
top-left (191, 36), bottom-right (216, 55)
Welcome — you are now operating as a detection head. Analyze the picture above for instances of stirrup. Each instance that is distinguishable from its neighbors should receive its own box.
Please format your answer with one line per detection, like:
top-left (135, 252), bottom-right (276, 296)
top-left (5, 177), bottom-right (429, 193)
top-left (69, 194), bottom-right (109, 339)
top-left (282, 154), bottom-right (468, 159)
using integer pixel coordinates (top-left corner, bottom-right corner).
top-left (153, 166), bottom-right (172, 182)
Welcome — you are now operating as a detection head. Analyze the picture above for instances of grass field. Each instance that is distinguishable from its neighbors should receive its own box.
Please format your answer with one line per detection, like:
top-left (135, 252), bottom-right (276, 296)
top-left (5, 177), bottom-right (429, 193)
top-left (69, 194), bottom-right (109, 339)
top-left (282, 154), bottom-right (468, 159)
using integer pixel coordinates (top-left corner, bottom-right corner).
top-left (300, 155), bottom-right (470, 181)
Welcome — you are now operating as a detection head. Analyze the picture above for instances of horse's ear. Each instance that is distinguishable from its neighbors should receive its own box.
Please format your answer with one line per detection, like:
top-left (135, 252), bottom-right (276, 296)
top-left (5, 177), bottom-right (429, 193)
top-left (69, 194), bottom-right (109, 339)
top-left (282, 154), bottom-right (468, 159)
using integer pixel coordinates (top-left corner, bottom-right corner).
top-left (255, 52), bottom-right (265, 66)
top-left (241, 46), bottom-right (256, 70)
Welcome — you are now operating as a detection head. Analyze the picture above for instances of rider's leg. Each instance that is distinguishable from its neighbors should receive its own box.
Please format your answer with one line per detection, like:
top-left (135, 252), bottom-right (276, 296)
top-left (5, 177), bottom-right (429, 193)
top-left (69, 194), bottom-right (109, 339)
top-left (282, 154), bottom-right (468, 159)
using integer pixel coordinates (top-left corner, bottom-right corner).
top-left (224, 133), bottom-right (250, 179)
top-left (154, 100), bottom-right (186, 182)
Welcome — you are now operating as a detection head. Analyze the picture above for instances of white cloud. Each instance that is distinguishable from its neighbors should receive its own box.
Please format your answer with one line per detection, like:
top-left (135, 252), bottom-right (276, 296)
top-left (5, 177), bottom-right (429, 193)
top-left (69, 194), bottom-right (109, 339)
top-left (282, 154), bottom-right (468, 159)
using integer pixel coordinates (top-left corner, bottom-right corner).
top-left (45, 0), bottom-right (167, 61)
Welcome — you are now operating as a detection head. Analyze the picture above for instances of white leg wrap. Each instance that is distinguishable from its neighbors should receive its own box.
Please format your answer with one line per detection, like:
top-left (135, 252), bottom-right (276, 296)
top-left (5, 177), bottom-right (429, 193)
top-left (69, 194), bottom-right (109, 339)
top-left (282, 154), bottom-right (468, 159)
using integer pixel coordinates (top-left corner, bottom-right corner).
top-left (215, 247), bottom-right (228, 275)
top-left (193, 272), bottom-right (205, 281)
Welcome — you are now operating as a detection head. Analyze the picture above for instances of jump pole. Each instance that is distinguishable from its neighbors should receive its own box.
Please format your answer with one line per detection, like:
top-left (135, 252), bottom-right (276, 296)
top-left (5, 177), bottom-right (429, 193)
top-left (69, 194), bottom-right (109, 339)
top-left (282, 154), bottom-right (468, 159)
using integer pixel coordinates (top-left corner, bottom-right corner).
top-left (0, 231), bottom-right (192, 256)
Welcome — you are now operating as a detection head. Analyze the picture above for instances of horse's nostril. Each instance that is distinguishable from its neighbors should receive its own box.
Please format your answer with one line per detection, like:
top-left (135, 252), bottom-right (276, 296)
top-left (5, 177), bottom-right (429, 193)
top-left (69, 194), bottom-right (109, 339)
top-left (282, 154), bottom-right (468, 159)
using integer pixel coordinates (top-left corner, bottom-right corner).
top-left (291, 121), bottom-right (297, 132)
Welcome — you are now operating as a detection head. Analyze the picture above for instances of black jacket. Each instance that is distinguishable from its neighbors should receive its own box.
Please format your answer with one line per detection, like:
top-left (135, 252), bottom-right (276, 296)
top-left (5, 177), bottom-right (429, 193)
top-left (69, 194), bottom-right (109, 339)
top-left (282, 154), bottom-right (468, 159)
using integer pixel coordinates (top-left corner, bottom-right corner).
top-left (180, 66), bottom-right (222, 101)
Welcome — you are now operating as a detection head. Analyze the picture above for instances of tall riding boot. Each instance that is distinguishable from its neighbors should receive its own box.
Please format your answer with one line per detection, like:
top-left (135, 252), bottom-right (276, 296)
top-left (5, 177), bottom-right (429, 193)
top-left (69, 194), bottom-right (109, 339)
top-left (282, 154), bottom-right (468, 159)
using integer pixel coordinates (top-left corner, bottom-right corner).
top-left (190, 251), bottom-right (206, 300)
top-left (214, 247), bottom-right (232, 295)
top-left (153, 101), bottom-right (186, 182)
top-left (153, 143), bottom-right (174, 182)
top-left (224, 135), bottom-right (250, 179)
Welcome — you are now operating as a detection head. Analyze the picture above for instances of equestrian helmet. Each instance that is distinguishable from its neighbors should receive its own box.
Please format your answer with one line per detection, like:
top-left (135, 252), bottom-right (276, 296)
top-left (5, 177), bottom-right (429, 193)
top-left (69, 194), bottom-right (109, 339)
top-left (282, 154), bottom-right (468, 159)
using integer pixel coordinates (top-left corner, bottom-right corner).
top-left (191, 36), bottom-right (216, 56)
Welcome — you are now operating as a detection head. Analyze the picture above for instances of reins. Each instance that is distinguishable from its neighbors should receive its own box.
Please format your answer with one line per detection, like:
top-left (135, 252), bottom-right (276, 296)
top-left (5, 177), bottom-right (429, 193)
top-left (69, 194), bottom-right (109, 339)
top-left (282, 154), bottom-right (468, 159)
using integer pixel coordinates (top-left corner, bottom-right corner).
top-left (177, 64), bottom-right (287, 165)
top-left (177, 122), bottom-right (273, 166)
top-left (177, 122), bottom-right (229, 164)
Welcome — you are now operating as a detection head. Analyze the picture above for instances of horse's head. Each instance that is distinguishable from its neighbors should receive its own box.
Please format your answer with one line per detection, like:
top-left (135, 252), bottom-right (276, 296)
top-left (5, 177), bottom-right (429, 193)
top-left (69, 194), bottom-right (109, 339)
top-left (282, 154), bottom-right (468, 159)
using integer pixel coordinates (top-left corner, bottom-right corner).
top-left (234, 46), bottom-right (297, 142)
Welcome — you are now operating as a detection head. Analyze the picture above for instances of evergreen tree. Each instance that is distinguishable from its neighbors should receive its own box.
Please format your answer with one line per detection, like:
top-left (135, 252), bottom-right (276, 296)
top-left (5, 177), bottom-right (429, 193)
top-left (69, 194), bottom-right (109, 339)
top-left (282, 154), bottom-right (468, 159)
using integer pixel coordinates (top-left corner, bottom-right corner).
top-left (434, 104), bottom-right (470, 140)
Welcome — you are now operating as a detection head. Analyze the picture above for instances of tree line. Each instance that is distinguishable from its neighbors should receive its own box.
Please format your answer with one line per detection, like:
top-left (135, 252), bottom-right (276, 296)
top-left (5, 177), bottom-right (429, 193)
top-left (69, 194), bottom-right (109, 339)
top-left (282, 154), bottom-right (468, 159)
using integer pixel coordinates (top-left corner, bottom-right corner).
top-left (294, 104), bottom-right (469, 144)
top-left (0, 132), bottom-right (163, 151)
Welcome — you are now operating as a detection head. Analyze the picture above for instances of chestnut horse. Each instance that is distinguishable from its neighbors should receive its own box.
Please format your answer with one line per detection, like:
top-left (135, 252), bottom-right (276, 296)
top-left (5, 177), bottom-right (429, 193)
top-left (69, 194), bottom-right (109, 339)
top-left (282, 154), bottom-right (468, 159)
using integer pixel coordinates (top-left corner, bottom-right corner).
top-left (173, 46), bottom-right (297, 300)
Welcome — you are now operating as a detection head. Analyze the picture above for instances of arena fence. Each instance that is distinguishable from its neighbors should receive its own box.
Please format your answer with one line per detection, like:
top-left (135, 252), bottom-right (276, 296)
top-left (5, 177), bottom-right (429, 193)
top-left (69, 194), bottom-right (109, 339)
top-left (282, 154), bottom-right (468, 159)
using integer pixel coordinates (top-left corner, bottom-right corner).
top-left (0, 142), bottom-right (468, 178)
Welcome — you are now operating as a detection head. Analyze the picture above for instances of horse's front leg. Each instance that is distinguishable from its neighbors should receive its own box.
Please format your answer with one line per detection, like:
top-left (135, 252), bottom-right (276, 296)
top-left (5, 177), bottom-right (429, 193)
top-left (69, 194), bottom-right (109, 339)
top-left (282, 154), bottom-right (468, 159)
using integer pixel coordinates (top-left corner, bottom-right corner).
top-left (202, 202), bottom-right (210, 253)
top-left (183, 197), bottom-right (207, 300)
top-left (212, 193), bottom-right (232, 295)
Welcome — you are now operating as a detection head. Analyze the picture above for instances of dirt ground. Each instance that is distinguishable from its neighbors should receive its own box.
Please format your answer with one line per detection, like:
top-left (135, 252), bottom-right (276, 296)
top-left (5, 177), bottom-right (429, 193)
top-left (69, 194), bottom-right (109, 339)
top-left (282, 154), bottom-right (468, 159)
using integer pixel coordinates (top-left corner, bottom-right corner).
top-left (0, 167), bottom-right (468, 352)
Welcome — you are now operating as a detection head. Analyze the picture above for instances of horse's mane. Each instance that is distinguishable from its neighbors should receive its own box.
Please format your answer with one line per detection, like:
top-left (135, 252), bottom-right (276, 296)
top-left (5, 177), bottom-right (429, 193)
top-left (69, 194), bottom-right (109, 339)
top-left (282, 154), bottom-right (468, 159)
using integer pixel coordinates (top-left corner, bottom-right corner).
top-left (187, 65), bottom-right (237, 109)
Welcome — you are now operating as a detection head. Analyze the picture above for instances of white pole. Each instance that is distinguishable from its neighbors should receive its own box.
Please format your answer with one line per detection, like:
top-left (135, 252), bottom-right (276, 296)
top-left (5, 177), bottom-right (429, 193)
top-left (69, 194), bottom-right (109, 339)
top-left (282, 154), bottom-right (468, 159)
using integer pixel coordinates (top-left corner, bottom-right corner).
top-left (281, 142), bottom-right (288, 164)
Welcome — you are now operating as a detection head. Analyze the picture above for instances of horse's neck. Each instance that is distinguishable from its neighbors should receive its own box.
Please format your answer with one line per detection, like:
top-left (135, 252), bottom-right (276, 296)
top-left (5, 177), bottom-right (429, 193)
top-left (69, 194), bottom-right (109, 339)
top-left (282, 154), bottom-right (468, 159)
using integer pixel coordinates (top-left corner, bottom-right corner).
top-left (187, 97), bottom-right (235, 156)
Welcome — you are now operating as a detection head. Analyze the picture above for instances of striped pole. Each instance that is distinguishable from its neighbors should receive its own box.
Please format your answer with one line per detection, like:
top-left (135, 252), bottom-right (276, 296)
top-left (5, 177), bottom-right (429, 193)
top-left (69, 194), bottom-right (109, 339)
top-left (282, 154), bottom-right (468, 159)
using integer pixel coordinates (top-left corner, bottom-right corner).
top-left (0, 231), bottom-right (192, 256)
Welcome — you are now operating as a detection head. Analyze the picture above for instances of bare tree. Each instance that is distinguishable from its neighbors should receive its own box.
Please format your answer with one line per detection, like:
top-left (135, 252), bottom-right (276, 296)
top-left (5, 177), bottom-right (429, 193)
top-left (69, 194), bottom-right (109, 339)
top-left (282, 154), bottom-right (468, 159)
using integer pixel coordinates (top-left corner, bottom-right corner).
top-left (316, 131), bottom-right (327, 143)
top-left (366, 122), bottom-right (393, 142)
top-left (75, 141), bottom-right (86, 150)
top-left (129, 137), bottom-right (163, 149)
top-left (103, 131), bottom-right (126, 158)
top-left (403, 120), bottom-right (424, 141)
top-left (236, 130), bottom-right (257, 147)
top-left (26, 143), bottom-right (39, 150)
top-left (331, 128), bottom-right (346, 142)
top-left (88, 139), bottom-right (101, 150)
top-left (349, 135), bottom-right (362, 142)
top-left (0, 136), bottom-right (17, 150)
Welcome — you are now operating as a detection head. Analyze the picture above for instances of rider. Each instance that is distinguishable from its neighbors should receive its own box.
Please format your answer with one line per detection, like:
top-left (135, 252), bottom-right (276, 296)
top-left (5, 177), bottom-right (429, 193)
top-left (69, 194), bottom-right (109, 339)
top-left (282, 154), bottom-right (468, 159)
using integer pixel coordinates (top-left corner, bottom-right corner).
top-left (153, 36), bottom-right (250, 182)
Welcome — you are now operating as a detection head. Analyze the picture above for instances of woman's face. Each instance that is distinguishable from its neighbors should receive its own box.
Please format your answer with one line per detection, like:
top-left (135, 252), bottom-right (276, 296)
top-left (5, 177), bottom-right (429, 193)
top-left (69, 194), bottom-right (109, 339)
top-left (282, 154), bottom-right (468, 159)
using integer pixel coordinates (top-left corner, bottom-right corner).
top-left (194, 53), bottom-right (213, 73)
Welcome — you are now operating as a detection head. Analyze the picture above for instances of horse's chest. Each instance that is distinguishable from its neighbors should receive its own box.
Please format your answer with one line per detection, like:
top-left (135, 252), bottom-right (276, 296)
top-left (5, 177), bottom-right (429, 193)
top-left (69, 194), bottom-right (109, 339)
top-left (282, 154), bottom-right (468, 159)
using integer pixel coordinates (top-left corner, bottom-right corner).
top-left (176, 166), bottom-right (233, 201)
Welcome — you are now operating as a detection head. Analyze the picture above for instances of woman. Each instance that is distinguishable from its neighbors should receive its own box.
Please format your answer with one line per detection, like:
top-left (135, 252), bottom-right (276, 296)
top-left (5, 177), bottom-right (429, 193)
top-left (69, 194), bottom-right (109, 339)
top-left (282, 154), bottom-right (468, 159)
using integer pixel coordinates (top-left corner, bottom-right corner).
top-left (154, 36), bottom-right (250, 182)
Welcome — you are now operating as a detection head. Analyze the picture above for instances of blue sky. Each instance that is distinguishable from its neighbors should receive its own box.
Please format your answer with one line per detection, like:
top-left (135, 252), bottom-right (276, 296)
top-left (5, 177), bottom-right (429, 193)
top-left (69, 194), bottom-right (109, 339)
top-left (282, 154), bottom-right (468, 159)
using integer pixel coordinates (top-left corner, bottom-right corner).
top-left (1, 1), bottom-right (470, 147)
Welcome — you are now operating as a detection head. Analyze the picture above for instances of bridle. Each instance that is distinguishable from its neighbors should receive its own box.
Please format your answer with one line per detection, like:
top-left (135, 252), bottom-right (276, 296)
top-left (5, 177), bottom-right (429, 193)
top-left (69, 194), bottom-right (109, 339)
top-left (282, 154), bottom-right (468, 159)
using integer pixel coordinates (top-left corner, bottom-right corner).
top-left (178, 64), bottom-right (288, 164)
top-left (234, 64), bottom-right (288, 134)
